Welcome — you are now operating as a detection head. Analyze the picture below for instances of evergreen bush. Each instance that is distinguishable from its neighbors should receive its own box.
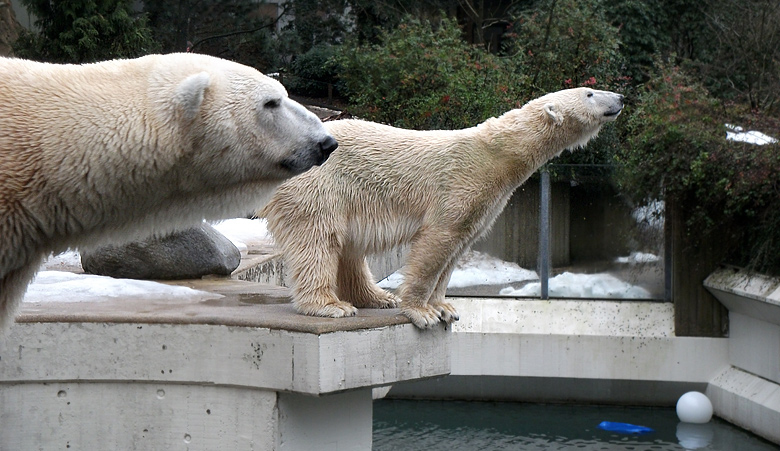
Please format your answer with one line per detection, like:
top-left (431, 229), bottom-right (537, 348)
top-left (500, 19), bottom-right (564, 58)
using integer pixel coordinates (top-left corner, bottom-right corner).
top-left (334, 17), bottom-right (522, 130)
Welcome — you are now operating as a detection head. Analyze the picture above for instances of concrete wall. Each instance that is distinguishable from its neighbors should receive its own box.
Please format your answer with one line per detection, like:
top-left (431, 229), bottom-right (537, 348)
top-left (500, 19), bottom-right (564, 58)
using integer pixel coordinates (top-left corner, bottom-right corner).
top-left (704, 268), bottom-right (780, 444)
top-left (389, 299), bottom-right (729, 406)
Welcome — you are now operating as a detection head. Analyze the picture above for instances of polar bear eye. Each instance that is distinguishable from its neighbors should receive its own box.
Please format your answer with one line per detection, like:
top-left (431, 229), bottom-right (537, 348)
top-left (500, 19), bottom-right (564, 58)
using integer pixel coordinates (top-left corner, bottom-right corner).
top-left (587, 92), bottom-right (594, 98)
top-left (263, 99), bottom-right (281, 109)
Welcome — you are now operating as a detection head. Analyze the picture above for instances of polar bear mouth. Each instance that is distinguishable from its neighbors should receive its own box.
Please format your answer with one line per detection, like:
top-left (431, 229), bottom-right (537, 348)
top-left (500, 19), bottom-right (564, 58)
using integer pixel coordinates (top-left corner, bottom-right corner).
top-left (604, 107), bottom-right (623, 117)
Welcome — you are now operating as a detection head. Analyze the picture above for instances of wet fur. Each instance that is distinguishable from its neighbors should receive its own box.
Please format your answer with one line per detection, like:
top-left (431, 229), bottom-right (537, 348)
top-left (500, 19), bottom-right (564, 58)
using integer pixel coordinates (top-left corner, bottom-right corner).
top-left (262, 88), bottom-right (623, 328)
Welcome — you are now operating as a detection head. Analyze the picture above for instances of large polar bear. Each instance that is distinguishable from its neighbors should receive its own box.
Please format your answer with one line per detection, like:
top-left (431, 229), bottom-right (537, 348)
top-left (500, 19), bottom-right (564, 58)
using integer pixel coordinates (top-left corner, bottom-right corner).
top-left (0, 53), bottom-right (337, 327)
top-left (262, 87), bottom-right (623, 329)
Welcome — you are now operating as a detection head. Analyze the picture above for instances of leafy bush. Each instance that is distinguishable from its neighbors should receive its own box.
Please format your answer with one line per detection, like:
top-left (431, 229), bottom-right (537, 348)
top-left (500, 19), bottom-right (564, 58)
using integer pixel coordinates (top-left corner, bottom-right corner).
top-left (501, 0), bottom-right (629, 169)
top-left (618, 62), bottom-right (780, 274)
top-left (506, 0), bottom-right (628, 98)
top-left (14, 0), bottom-right (157, 62)
top-left (287, 44), bottom-right (339, 98)
top-left (334, 11), bottom-right (628, 171)
top-left (334, 17), bottom-right (523, 130)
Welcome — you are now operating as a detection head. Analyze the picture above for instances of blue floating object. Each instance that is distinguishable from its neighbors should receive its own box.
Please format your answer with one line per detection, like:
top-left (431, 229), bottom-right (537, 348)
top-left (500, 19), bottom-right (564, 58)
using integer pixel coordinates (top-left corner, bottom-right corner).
top-left (597, 421), bottom-right (654, 434)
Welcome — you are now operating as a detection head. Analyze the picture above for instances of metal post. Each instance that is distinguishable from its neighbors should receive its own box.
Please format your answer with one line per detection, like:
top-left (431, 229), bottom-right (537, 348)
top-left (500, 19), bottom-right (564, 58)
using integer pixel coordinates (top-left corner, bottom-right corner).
top-left (539, 168), bottom-right (551, 300)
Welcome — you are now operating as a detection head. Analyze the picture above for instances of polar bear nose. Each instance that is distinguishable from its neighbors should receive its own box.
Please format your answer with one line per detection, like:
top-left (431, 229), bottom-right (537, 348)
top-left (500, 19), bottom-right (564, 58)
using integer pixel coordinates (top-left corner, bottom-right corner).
top-left (318, 135), bottom-right (338, 164)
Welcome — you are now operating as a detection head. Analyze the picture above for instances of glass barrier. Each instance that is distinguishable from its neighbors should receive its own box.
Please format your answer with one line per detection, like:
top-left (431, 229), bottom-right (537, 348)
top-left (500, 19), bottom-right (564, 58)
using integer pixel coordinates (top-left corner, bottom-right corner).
top-left (431, 164), bottom-right (666, 300)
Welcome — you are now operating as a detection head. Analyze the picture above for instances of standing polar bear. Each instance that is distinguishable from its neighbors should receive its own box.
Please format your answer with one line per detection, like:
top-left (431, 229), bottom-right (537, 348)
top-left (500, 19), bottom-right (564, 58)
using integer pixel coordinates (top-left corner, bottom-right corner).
top-left (262, 87), bottom-right (623, 329)
top-left (0, 53), bottom-right (337, 327)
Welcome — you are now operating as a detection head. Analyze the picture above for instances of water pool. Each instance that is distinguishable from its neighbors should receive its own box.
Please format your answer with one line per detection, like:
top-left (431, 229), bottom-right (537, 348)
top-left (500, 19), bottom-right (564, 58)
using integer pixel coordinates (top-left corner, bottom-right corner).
top-left (373, 400), bottom-right (777, 450)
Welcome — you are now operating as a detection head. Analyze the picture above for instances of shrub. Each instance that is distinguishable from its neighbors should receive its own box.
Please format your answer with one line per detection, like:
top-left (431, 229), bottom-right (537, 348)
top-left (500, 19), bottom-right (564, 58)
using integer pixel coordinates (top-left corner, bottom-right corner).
top-left (287, 44), bottom-right (339, 98)
top-left (506, 0), bottom-right (627, 99)
top-left (14, 0), bottom-right (157, 63)
top-left (618, 62), bottom-right (780, 274)
top-left (334, 17), bottom-right (523, 130)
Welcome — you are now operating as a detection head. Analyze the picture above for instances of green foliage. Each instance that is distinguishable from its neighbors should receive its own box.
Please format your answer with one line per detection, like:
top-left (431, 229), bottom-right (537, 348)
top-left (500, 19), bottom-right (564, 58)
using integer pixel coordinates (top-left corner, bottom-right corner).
top-left (618, 62), bottom-right (780, 273)
top-left (619, 63), bottom-right (724, 206)
top-left (14, 0), bottom-right (157, 62)
top-left (506, 0), bottom-right (628, 98)
top-left (335, 17), bottom-right (523, 130)
top-left (283, 0), bottom-right (350, 53)
top-left (144, 0), bottom-right (278, 69)
top-left (601, 0), bottom-right (669, 84)
top-left (286, 44), bottom-right (340, 98)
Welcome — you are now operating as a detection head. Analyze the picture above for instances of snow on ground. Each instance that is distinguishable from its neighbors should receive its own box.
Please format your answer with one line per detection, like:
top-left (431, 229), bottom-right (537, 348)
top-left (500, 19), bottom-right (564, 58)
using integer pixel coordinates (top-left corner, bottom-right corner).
top-left (499, 271), bottom-right (652, 299)
top-left (615, 251), bottom-right (660, 265)
top-left (29, 219), bottom-right (653, 302)
top-left (379, 250), bottom-right (653, 299)
top-left (211, 218), bottom-right (272, 254)
top-left (726, 124), bottom-right (778, 145)
top-left (42, 250), bottom-right (82, 271)
top-left (24, 271), bottom-right (220, 303)
top-left (378, 250), bottom-right (538, 290)
top-left (447, 251), bottom-right (539, 288)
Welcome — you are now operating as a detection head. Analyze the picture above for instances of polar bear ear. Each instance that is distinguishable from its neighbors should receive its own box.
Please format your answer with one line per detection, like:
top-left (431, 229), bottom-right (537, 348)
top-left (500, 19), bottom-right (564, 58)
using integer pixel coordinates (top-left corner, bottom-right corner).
top-left (544, 103), bottom-right (564, 126)
top-left (175, 72), bottom-right (211, 121)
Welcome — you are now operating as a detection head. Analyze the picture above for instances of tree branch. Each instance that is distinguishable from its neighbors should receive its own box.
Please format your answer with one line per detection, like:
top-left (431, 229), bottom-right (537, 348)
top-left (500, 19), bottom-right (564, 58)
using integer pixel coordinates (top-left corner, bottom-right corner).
top-left (188, 4), bottom-right (290, 53)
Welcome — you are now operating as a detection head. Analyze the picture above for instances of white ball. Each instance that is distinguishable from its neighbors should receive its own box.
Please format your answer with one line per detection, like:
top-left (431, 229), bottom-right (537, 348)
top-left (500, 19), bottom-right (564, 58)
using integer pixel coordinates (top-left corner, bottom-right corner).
top-left (676, 391), bottom-right (713, 423)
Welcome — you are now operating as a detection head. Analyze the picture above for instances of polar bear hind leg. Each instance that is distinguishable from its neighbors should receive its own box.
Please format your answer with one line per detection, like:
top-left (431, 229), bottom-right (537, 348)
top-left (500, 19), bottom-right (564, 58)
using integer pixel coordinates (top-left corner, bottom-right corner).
top-left (283, 227), bottom-right (358, 318)
top-left (337, 253), bottom-right (401, 309)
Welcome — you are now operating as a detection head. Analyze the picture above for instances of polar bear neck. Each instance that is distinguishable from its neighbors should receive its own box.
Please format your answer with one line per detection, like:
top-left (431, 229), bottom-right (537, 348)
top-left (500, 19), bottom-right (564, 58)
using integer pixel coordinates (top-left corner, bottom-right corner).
top-left (476, 106), bottom-right (601, 181)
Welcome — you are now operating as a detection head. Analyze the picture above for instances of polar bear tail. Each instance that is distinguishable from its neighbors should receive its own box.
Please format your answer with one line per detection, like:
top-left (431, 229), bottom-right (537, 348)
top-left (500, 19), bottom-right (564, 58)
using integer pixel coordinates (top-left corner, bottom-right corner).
top-left (0, 258), bottom-right (43, 330)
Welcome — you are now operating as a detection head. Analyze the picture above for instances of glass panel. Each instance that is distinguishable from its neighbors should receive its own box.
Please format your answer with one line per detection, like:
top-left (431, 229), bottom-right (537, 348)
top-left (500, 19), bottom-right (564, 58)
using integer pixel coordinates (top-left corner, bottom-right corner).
top-left (437, 164), bottom-right (665, 300)
top-left (548, 165), bottom-right (665, 299)
top-left (446, 181), bottom-right (542, 297)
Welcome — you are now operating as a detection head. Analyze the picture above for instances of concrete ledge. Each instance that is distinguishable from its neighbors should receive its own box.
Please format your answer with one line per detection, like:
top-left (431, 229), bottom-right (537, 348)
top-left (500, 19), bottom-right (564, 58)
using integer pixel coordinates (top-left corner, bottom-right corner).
top-left (0, 278), bottom-right (450, 450)
top-left (704, 267), bottom-right (780, 326)
top-left (17, 278), bottom-right (411, 333)
top-left (702, 268), bottom-right (780, 445)
top-left (708, 366), bottom-right (780, 445)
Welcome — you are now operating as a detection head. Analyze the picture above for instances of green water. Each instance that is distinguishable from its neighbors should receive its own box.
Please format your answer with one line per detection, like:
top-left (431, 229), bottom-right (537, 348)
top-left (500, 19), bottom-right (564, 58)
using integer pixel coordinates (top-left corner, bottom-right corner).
top-left (373, 400), bottom-right (778, 450)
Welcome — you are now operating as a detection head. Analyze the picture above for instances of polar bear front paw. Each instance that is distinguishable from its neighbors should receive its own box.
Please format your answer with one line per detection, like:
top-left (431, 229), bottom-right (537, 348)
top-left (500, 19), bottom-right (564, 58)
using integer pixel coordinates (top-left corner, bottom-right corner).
top-left (431, 301), bottom-right (459, 324)
top-left (401, 305), bottom-right (443, 329)
top-left (295, 299), bottom-right (358, 318)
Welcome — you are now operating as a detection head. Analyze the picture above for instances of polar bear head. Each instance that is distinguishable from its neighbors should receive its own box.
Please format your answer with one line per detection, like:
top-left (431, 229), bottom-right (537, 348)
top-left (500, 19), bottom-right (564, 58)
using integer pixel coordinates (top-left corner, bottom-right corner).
top-left (528, 87), bottom-right (624, 152)
top-left (153, 53), bottom-right (337, 185)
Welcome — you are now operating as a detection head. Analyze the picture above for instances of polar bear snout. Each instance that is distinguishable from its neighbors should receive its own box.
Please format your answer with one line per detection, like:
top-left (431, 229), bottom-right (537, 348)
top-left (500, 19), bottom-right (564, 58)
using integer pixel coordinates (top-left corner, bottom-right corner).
top-left (602, 93), bottom-right (624, 119)
top-left (280, 134), bottom-right (338, 174)
top-left (318, 134), bottom-right (338, 164)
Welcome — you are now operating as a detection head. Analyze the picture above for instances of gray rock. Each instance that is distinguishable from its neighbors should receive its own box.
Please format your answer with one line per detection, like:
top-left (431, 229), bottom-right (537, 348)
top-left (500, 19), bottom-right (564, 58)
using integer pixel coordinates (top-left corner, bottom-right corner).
top-left (81, 223), bottom-right (241, 280)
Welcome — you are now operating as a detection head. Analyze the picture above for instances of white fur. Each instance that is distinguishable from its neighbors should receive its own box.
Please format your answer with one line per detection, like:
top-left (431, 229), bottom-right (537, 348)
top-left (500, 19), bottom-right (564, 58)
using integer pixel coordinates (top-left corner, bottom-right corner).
top-left (262, 87), bottom-right (623, 328)
top-left (175, 71), bottom-right (211, 120)
top-left (0, 53), bottom-right (337, 327)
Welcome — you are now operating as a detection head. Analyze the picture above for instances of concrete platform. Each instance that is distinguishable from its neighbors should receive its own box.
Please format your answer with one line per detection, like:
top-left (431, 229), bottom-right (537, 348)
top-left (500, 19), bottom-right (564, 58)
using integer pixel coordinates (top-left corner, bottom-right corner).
top-left (0, 278), bottom-right (451, 450)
